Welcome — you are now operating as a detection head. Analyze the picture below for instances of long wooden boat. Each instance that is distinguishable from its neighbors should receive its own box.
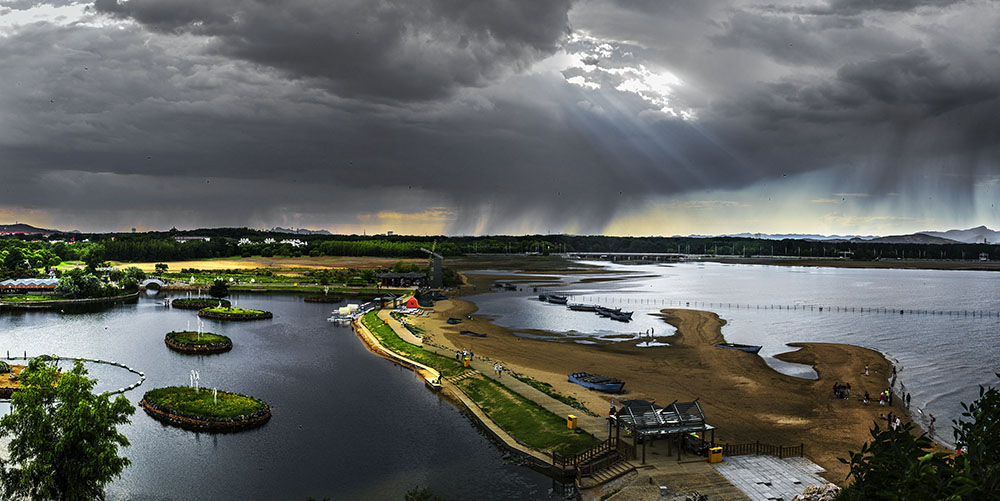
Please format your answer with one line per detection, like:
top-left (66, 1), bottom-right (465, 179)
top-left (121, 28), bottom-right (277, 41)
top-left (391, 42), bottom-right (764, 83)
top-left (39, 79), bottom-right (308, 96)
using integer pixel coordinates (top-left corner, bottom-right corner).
top-left (568, 303), bottom-right (598, 312)
top-left (714, 343), bottom-right (762, 354)
top-left (546, 295), bottom-right (568, 305)
top-left (608, 311), bottom-right (633, 322)
top-left (568, 372), bottom-right (625, 393)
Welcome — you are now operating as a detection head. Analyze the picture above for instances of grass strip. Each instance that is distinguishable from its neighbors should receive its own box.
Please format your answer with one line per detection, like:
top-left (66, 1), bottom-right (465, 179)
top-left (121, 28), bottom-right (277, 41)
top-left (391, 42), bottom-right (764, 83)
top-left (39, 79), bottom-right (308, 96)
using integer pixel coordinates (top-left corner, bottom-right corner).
top-left (361, 312), bottom-right (465, 377)
top-left (510, 373), bottom-right (599, 417)
top-left (455, 376), bottom-right (599, 455)
top-left (361, 311), bottom-right (599, 455)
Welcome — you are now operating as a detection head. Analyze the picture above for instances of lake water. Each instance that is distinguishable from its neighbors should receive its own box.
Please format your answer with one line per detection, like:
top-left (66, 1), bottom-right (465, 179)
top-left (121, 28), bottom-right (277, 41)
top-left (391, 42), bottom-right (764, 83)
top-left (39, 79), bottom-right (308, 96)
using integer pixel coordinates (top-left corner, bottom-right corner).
top-left (0, 294), bottom-right (559, 500)
top-left (469, 261), bottom-right (1000, 446)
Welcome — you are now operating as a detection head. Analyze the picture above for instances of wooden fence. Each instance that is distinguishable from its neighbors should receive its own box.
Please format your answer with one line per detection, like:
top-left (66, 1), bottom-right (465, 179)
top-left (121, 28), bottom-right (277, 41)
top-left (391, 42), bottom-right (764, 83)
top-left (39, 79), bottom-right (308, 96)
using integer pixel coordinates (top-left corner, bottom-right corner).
top-left (552, 437), bottom-right (633, 470)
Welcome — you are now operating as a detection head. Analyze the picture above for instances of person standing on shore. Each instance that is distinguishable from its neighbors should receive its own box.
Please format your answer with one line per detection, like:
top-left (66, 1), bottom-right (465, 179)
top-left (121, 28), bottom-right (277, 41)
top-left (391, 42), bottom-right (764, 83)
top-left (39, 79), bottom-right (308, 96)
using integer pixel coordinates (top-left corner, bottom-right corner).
top-left (864, 392), bottom-right (870, 405)
top-left (906, 393), bottom-right (911, 408)
top-left (865, 364), bottom-right (869, 376)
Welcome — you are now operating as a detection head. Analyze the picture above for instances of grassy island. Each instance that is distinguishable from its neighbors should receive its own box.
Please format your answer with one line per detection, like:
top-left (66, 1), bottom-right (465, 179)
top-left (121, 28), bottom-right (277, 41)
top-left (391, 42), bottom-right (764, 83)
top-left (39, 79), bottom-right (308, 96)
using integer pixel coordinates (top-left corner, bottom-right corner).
top-left (197, 306), bottom-right (272, 320)
top-left (164, 331), bottom-right (233, 354)
top-left (141, 387), bottom-right (271, 431)
top-left (171, 298), bottom-right (231, 310)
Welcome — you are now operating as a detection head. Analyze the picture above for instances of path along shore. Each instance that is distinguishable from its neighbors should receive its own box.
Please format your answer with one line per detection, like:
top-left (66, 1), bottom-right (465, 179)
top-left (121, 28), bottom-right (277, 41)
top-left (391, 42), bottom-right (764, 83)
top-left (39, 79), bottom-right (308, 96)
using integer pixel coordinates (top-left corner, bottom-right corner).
top-left (408, 298), bottom-right (917, 485)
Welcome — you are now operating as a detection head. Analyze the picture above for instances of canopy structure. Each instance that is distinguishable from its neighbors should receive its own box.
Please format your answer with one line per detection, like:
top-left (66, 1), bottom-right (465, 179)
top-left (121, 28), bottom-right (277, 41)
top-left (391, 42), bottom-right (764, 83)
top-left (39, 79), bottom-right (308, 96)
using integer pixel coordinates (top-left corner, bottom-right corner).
top-left (610, 399), bottom-right (716, 463)
top-left (0, 278), bottom-right (59, 293)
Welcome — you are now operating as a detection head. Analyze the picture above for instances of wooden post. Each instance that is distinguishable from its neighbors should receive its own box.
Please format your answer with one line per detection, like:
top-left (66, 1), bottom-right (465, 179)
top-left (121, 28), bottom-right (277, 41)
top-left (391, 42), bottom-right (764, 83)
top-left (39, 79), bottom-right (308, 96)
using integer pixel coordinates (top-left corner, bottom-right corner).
top-left (677, 434), bottom-right (682, 461)
top-left (642, 437), bottom-right (646, 465)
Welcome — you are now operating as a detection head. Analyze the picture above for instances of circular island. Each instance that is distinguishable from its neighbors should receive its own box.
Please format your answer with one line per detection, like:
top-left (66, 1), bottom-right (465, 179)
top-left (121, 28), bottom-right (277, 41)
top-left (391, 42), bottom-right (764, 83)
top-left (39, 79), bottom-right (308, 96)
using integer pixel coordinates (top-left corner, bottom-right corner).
top-left (171, 298), bottom-right (231, 310)
top-left (141, 386), bottom-right (271, 432)
top-left (164, 331), bottom-right (233, 354)
top-left (198, 306), bottom-right (272, 320)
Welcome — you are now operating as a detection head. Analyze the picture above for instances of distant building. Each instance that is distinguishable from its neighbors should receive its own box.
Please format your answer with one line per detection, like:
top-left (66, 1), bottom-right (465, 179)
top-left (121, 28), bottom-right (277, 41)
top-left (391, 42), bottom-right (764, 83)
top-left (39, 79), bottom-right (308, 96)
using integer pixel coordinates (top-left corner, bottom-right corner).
top-left (981, 253), bottom-right (989, 262)
top-left (0, 278), bottom-right (59, 295)
top-left (173, 236), bottom-right (211, 243)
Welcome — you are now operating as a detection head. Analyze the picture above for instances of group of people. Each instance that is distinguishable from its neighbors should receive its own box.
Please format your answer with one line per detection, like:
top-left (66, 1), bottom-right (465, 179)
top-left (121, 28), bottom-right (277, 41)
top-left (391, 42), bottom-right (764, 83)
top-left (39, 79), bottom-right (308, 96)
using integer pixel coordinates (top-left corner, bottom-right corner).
top-left (881, 412), bottom-right (903, 431)
top-left (492, 362), bottom-right (506, 378)
top-left (454, 349), bottom-right (475, 362)
top-left (833, 382), bottom-right (852, 399)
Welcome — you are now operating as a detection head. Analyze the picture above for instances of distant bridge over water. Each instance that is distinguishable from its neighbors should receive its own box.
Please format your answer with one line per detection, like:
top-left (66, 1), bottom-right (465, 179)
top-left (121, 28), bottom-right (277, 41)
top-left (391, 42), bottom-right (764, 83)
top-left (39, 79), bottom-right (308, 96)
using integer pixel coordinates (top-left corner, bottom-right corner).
top-left (563, 252), bottom-right (705, 262)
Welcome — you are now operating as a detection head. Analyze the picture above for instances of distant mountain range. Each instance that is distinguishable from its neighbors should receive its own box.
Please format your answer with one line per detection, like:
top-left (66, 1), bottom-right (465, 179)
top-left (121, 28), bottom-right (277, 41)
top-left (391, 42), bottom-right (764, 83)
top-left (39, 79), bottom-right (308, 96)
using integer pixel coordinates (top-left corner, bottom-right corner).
top-left (685, 226), bottom-right (998, 244)
top-left (919, 226), bottom-right (1000, 244)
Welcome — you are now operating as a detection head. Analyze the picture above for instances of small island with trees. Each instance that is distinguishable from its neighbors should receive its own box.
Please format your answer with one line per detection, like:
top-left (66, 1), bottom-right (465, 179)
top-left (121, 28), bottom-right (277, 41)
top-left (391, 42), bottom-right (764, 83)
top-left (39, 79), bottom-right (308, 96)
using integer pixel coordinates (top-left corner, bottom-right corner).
top-left (170, 298), bottom-right (231, 310)
top-left (140, 386), bottom-right (271, 432)
top-left (198, 306), bottom-right (272, 320)
top-left (164, 331), bottom-right (233, 354)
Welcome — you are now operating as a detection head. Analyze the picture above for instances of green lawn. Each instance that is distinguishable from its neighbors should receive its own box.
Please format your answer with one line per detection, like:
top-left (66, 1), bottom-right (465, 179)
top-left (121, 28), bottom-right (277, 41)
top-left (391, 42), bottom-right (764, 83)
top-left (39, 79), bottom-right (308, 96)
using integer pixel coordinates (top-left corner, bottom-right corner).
top-left (166, 331), bottom-right (231, 345)
top-left (510, 373), bottom-right (599, 417)
top-left (144, 387), bottom-right (267, 418)
top-left (456, 376), bottom-right (599, 455)
top-left (361, 312), bottom-right (465, 377)
top-left (0, 295), bottom-right (59, 302)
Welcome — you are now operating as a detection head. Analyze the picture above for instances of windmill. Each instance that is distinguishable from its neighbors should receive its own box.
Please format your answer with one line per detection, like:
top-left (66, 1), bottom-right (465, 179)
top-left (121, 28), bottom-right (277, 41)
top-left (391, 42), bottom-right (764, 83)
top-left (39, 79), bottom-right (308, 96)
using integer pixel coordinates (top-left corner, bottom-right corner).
top-left (421, 241), bottom-right (444, 289)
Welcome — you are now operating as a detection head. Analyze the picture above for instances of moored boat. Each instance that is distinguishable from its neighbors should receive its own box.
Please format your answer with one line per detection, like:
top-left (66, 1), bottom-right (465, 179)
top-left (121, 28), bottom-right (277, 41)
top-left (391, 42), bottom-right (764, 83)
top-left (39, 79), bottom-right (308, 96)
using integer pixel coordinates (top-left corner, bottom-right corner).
top-left (714, 342), bottom-right (762, 354)
top-left (568, 372), bottom-right (625, 393)
top-left (546, 295), bottom-right (568, 304)
top-left (568, 303), bottom-right (598, 312)
top-left (608, 311), bottom-right (633, 322)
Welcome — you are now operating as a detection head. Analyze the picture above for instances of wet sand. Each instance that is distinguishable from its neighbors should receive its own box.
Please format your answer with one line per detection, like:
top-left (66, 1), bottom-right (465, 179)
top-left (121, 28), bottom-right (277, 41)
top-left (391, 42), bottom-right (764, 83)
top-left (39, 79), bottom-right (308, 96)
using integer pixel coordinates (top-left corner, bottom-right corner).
top-left (411, 299), bottom-right (909, 484)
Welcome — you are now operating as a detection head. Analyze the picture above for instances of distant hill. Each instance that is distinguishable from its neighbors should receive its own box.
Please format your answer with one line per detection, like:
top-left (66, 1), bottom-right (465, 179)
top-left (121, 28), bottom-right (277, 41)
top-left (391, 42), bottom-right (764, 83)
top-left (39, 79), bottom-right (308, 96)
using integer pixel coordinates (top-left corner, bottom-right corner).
top-left (0, 223), bottom-right (61, 235)
top-left (856, 233), bottom-right (960, 245)
top-left (920, 226), bottom-right (999, 244)
top-left (270, 226), bottom-right (332, 235)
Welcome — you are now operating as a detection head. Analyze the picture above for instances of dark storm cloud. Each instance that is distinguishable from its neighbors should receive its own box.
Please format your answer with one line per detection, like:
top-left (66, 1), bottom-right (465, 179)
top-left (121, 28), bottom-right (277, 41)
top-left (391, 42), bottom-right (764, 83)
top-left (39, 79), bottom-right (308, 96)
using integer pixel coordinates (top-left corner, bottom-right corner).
top-left (93, 0), bottom-right (572, 102)
top-left (2, 0), bottom-right (1000, 233)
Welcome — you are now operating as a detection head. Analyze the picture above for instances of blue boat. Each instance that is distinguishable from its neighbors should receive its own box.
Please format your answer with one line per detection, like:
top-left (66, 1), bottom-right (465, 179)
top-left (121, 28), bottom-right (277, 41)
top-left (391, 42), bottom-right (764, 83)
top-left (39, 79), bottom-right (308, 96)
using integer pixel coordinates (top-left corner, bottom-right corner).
top-left (714, 343), bottom-right (762, 354)
top-left (568, 372), bottom-right (625, 393)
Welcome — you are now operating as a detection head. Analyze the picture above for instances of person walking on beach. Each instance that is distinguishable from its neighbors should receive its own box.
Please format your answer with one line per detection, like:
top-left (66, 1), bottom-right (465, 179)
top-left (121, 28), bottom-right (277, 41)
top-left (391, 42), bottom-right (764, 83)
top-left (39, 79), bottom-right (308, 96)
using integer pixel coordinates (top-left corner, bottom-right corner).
top-left (865, 364), bottom-right (869, 376)
top-left (906, 393), bottom-right (911, 408)
top-left (864, 392), bottom-right (870, 405)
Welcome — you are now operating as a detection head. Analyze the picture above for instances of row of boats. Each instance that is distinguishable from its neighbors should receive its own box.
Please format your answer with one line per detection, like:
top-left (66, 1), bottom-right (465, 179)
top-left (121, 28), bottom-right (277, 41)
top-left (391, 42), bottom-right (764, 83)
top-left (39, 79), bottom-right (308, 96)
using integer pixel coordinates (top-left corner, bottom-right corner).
top-left (537, 294), bottom-right (634, 322)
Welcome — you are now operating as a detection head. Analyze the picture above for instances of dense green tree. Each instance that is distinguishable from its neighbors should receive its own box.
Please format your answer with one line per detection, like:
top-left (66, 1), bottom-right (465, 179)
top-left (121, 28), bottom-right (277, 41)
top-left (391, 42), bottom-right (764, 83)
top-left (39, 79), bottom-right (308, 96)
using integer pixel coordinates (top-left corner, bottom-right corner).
top-left (0, 359), bottom-right (135, 500)
top-left (209, 278), bottom-right (230, 298)
top-left (839, 374), bottom-right (1000, 499)
top-left (154, 263), bottom-right (168, 274)
top-left (80, 245), bottom-right (106, 274)
top-left (55, 269), bottom-right (104, 299)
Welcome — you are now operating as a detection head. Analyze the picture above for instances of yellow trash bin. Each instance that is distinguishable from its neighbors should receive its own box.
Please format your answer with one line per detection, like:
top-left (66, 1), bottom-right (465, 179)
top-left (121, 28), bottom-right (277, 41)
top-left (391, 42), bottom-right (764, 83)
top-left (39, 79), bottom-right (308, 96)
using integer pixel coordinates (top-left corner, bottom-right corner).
top-left (708, 446), bottom-right (723, 463)
top-left (463, 357), bottom-right (471, 368)
top-left (567, 415), bottom-right (578, 429)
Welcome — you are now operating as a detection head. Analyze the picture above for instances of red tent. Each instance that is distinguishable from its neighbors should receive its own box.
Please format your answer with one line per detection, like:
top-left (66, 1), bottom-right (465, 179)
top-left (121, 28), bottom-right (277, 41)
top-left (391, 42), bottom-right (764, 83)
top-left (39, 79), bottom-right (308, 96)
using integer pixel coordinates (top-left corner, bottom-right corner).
top-left (405, 297), bottom-right (419, 308)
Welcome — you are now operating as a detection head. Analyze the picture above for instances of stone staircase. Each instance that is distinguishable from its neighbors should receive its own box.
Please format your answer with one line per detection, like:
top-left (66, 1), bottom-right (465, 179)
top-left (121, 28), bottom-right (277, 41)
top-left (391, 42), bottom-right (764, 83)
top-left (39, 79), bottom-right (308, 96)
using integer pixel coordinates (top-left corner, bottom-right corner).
top-left (577, 459), bottom-right (638, 489)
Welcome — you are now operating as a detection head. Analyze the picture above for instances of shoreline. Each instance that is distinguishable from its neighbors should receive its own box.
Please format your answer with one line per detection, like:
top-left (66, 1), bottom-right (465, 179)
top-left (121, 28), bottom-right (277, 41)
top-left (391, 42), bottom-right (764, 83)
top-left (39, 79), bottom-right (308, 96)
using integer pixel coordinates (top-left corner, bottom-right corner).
top-left (409, 296), bottom-right (922, 484)
top-left (690, 256), bottom-right (1000, 272)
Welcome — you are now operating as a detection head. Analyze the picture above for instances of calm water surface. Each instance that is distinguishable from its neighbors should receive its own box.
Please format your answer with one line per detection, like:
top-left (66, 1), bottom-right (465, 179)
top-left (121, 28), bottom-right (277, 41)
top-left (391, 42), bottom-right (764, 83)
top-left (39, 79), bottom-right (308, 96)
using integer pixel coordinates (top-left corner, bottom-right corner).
top-left (0, 293), bottom-right (558, 500)
top-left (469, 261), bottom-right (1000, 446)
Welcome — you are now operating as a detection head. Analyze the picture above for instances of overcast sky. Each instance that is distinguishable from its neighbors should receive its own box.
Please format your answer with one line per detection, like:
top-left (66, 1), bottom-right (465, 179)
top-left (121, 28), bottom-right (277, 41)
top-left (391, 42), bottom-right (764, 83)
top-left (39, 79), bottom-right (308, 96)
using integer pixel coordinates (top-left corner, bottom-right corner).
top-left (1, 0), bottom-right (998, 235)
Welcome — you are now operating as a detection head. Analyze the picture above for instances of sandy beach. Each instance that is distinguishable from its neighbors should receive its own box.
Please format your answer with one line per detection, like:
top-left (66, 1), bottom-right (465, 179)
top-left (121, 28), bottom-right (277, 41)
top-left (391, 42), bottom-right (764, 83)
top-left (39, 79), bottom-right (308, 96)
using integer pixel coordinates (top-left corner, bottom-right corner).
top-left (411, 297), bottom-right (911, 484)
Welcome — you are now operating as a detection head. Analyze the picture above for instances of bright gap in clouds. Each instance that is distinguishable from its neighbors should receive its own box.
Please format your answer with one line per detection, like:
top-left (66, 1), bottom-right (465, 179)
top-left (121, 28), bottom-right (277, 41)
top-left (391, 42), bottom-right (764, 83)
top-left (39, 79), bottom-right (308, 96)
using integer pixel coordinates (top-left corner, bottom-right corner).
top-left (561, 32), bottom-right (696, 119)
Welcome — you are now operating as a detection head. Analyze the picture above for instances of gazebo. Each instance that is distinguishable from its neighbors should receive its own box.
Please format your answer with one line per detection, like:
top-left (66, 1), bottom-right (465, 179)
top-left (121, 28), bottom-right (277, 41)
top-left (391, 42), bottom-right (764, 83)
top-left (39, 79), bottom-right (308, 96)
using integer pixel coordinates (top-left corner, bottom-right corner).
top-left (610, 399), bottom-right (715, 464)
